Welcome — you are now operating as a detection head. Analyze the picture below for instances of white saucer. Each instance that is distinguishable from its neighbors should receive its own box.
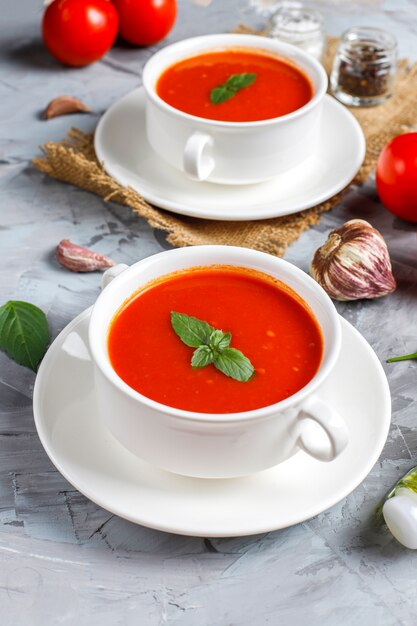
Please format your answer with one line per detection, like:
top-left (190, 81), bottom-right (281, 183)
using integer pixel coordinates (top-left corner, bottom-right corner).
top-left (94, 88), bottom-right (365, 221)
top-left (33, 308), bottom-right (390, 537)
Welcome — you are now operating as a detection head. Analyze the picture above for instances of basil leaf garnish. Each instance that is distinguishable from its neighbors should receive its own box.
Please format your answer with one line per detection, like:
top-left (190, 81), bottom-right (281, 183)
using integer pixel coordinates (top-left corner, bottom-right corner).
top-left (0, 301), bottom-right (50, 372)
top-left (171, 311), bottom-right (254, 383)
top-left (210, 86), bottom-right (236, 104)
top-left (226, 73), bottom-right (257, 89)
top-left (191, 345), bottom-right (214, 368)
top-left (171, 312), bottom-right (213, 347)
top-left (214, 347), bottom-right (255, 383)
top-left (210, 329), bottom-right (231, 351)
top-left (210, 73), bottom-right (256, 105)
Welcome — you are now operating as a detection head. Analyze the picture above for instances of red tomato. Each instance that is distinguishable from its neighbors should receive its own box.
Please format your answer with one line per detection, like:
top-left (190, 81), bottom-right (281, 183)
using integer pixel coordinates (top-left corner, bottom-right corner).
top-left (42, 0), bottom-right (119, 67)
top-left (112, 0), bottom-right (176, 46)
top-left (376, 133), bottom-right (417, 222)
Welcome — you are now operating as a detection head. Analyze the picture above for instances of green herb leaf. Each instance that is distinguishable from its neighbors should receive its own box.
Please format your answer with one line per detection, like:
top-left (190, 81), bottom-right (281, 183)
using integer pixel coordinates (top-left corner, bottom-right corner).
top-left (210, 86), bottom-right (236, 104)
top-left (226, 73), bottom-right (256, 90)
top-left (387, 351), bottom-right (417, 363)
top-left (213, 347), bottom-right (254, 382)
top-left (210, 329), bottom-right (231, 352)
top-left (0, 301), bottom-right (50, 372)
top-left (171, 311), bottom-right (255, 383)
top-left (191, 345), bottom-right (214, 368)
top-left (210, 72), bottom-right (256, 105)
top-left (171, 311), bottom-right (213, 348)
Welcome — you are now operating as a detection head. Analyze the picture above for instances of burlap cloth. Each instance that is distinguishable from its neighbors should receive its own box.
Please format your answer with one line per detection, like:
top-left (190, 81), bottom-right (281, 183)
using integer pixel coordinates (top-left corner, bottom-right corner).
top-left (33, 31), bottom-right (417, 256)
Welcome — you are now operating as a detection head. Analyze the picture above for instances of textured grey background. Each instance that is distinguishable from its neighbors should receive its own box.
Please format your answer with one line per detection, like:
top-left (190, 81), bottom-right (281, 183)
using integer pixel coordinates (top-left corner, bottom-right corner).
top-left (1, 0), bottom-right (417, 624)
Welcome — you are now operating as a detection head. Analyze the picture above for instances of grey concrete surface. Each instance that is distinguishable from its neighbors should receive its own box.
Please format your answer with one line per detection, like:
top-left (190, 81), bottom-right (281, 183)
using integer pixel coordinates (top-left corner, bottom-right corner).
top-left (1, 0), bottom-right (417, 624)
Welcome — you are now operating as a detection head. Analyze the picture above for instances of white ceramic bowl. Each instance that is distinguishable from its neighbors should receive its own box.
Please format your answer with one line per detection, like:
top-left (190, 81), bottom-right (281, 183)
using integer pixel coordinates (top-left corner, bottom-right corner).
top-left (142, 34), bottom-right (328, 184)
top-left (87, 246), bottom-right (348, 479)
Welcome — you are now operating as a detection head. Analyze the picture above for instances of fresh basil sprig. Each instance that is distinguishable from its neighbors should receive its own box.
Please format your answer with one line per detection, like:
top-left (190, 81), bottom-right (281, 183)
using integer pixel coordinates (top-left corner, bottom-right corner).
top-left (210, 73), bottom-right (256, 105)
top-left (170, 312), bottom-right (254, 382)
top-left (387, 351), bottom-right (417, 363)
top-left (0, 301), bottom-right (50, 372)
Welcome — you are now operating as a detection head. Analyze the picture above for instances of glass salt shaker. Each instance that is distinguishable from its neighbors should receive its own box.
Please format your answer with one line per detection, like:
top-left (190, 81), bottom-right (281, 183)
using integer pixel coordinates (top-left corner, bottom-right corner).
top-left (331, 27), bottom-right (397, 107)
top-left (268, 4), bottom-right (325, 62)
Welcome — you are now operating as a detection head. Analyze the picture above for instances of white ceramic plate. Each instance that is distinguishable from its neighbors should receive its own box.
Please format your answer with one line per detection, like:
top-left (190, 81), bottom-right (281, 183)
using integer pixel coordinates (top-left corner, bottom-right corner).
top-left (33, 308), bottom-right (390, 537)
top-left (94, 88), bottom-right (365, 221)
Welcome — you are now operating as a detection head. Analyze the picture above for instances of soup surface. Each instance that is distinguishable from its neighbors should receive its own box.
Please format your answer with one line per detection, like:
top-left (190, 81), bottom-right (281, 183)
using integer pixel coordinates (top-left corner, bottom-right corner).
top-left (156, 49), bottom-right (313, 122)
top-left (107, 266), bottom-right (323, 414)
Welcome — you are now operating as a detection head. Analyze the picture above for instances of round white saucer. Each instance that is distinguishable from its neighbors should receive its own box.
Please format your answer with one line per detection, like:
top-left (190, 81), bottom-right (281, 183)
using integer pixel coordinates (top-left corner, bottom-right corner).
top-left (33, 308), bottom-right (390, 537)
top-left (94, 88), bottom-right (365, 221)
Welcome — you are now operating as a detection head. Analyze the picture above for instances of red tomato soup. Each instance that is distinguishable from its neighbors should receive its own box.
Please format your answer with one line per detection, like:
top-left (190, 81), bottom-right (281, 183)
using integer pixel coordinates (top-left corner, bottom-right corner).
top-left (156, 49), bottom-right (313, 122)
top-left (107, 266), bottom-right (323, 414)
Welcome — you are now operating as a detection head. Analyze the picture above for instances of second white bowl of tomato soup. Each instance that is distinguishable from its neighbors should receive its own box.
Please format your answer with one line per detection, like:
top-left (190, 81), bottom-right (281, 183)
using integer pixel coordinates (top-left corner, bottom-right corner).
top-left (88, 246), bottom-right (348, 479)
top-left (142, 34), bottom-right (328, 184)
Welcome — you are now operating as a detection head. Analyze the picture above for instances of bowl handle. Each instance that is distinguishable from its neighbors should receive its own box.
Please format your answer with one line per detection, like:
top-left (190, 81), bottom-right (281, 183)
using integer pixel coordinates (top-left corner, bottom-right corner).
top-left (183, 132), bottom-right (215, 181)
top-left (101, 263), bottom-right (129, 289)
top-left (297, 396), bottom-right (349, 462)
top-left (61, 264), bottom-right (129, 361)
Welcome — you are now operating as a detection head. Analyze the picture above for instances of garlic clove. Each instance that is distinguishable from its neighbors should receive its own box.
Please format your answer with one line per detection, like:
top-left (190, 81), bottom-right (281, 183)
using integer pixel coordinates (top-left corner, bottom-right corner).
top-left (56, 239), bottom-right (116, 272)
top-left (44, 96), bottom-right (92, 120)
top-left (310, 219), bottom-right (396, 301)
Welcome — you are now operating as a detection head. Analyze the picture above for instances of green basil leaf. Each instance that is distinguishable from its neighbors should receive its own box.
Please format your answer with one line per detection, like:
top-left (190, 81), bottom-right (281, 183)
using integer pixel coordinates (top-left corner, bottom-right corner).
top-left (0, 301), bottom-right (50, 372)
top-left (171, 312), bottom-right (255, 383)
top-left (210, 329), bottom-right (232, 352)
top-left (210, 86), bottom-right (236, 104)
top-left (210, 73), bottom-right (257, 105)
top-left (213, 347), bottom-right (254, 382)
top-left (171, 311), bottom-right (213, 347)
top-left (191, 345), bottom-right (214, 368)
top-left (226, 73), bottom-right (256, 90)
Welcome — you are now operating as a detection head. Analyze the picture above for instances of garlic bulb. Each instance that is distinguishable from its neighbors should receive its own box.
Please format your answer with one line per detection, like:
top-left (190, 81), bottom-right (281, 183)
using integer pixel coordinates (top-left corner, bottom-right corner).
top-left (310, 219), bottom-right (396, 301)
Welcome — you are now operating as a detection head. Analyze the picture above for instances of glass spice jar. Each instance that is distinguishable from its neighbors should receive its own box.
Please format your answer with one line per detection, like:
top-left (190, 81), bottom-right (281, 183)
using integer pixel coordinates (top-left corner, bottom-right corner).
top-left (331, 27), bottom-right (397, 106)
top-left (268, 4), bottom-right (325, 62)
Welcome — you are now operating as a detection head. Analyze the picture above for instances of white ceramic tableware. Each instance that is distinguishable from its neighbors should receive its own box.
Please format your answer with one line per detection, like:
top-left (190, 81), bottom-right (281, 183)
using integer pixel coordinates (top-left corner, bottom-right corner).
top-left (33, 308), bottom-right (391, 536)
top-left (83, 246), bottom-right (348, 479)
top-left (142, 34), bottom-right (328, 184)
top-left (94, 88), bottom-right (365, 220)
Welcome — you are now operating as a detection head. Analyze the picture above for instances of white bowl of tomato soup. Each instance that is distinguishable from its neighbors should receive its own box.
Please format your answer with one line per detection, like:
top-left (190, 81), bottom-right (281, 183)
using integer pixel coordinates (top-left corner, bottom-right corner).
top-left (142, 34), bottom-right (328, 184)
top-left (87, 246), bottom-right (348, 479)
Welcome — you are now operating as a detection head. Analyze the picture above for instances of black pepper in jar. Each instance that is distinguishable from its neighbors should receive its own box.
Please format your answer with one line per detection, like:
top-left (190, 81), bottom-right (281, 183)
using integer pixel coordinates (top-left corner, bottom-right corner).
top-left (331, 27), bottom-right (397, 107)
